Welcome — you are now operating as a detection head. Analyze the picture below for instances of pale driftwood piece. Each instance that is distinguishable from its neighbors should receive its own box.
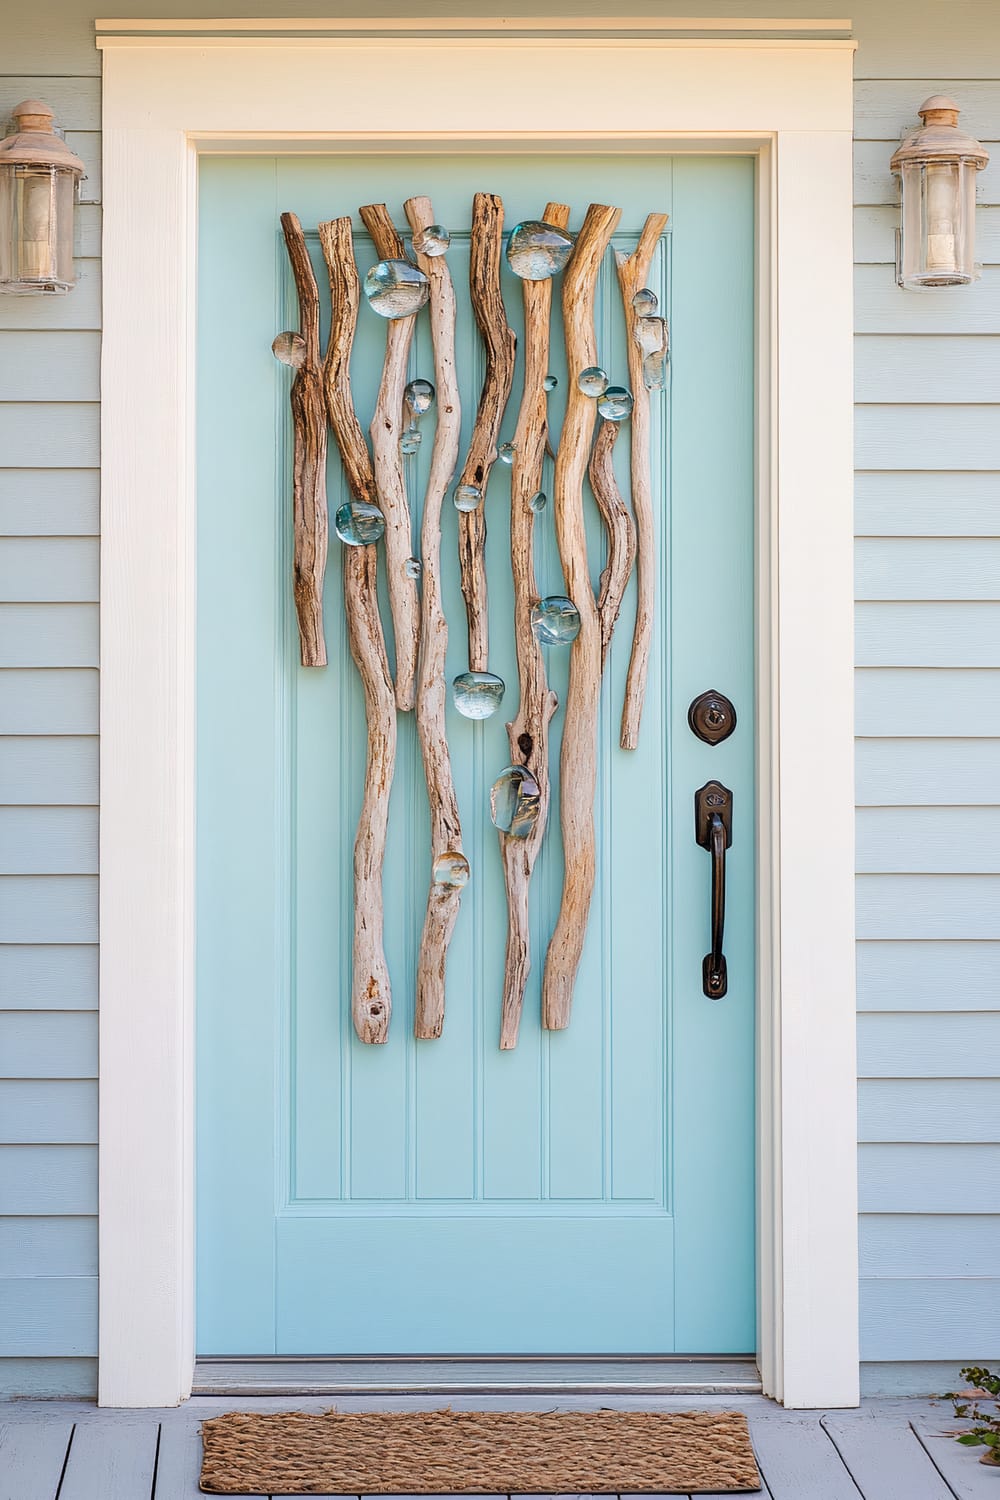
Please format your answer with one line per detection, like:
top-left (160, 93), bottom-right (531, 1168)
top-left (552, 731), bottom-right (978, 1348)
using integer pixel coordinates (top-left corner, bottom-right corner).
top-left (615, 212), bottom-right (669, 750)
top-left (318, 215), bottom-right (396, 1045)
top-left (457, 192), bottom-right (517, 672)
top-left (359, 203), bottom-right (421, 712)
top-left (279, 212), bottom-right (328, 667)
top-left (542, 201), bottom-right (622, 1033)
top-left (405, 193), bottom-right (464, 1040)
top-left (499, 201), bottom-right (570, 1051)
top-left (589, 418), bottom-right (637, 668)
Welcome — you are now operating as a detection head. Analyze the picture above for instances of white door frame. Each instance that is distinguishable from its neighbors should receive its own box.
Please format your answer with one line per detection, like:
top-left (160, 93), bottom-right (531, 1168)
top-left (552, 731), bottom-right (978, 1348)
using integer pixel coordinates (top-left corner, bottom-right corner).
top-left (96, 17), bottom-right (858, 1409)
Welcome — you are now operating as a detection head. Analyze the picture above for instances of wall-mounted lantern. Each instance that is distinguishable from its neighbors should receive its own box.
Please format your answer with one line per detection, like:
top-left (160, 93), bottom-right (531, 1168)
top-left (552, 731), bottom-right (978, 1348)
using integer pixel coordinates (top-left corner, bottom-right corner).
top-left (891, 96), bottom-right (990, 291)
top-left (0, 100), bottom-right (85, 295)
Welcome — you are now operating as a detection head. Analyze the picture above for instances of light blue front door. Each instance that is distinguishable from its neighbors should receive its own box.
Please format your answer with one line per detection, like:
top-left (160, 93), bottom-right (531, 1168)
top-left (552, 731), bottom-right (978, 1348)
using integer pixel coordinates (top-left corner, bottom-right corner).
top-left (197, 153), bottom-right (755, 1356)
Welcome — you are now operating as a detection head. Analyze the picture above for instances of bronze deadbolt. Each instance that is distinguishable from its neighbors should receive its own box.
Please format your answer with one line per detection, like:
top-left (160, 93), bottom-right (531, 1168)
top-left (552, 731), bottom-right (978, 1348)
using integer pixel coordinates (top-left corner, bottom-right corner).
top-left (688, 689), bottom-right (737, 746)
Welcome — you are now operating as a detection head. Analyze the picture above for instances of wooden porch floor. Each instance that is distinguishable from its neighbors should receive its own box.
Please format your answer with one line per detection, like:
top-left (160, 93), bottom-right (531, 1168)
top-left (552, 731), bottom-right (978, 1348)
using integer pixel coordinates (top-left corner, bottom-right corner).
top-left (0, 1394), bottom-right (995, 1500)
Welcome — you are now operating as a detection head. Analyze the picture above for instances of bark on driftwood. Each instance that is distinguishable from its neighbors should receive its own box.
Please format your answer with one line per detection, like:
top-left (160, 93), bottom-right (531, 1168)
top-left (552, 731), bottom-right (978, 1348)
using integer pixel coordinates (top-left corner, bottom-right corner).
top-left (615, 212), bottom-right (669, 749)
top-left (359, 203), bottom-right (421, 712)
top-left (279, 212), bottom-right (328, 667)
top-left (542, 201), bottom-right (622, 1033)
top-left (318, 215), bottom-right (396, 1045)
top-left (405, 194), bottom-right (464, 1040)
top-left (499, 202), bottom-right (569, 1050)
top-left (457, 192), bottom-right (517, 671)
top-left (589, 418), bottom-right (637, 668)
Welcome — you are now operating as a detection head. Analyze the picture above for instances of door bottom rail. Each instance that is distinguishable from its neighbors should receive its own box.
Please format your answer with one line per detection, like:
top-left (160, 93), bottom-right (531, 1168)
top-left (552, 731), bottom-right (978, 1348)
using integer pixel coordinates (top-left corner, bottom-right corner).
top-left (193, 1355), bottom-right (762, 1396)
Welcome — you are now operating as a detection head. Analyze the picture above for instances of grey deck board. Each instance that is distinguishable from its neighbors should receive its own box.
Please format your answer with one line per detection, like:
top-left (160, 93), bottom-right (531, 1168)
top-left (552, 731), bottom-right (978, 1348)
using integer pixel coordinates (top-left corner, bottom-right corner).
top-left (57, 1416), bottom-right (159, 1500)
top-left (912, 1418), bottom-right (1000, 1499)
top-left (823, 1415), bottom-right (954, 1500)
top-left (0, 1418), bottom-right (73, 1500)
top-left (748, 1418), bottom-right (860, 1500)
top-left (154, 1415), bottom-right (268, 1499)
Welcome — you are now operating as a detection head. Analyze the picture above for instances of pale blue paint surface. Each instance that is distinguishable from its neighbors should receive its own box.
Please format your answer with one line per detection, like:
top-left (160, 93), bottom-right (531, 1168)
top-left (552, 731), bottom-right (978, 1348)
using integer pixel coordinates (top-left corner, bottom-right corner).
top-left (196, 153), bottom-right (756, 1356)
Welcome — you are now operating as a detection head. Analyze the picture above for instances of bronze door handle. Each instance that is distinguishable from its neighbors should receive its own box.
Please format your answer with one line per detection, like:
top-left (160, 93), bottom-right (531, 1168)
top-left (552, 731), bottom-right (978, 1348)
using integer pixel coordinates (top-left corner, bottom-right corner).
top-left (695, 780), bottom-right (733, 999)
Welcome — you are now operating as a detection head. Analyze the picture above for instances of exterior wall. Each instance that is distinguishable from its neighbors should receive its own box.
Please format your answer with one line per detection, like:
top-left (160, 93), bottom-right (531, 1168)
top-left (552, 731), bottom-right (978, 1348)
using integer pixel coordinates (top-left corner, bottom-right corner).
top-left (0, 0), bottom-right (997, 1399)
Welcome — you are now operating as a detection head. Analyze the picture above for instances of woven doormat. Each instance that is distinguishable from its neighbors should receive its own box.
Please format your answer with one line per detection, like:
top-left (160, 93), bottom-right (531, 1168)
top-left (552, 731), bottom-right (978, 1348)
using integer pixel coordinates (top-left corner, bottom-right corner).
top-left (199, 1408), bottom-right (762, 1494)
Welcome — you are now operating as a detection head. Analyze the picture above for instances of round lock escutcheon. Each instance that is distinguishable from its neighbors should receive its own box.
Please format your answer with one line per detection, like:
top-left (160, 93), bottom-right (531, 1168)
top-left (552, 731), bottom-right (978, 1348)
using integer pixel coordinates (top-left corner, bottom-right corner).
top-left (687, 689), bottom-right (737, 746)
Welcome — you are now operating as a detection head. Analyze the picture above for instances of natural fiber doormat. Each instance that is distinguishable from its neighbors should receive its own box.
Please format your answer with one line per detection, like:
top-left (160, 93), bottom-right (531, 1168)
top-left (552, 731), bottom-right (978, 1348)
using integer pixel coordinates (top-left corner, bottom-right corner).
top-left (199, 1408), bottom-right (761, 1494)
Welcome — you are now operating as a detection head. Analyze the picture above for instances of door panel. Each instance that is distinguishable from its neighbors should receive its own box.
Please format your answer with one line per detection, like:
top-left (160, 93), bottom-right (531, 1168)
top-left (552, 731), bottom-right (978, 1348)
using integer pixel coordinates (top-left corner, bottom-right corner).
top-left (197, 153), bottom-right (755, 1355)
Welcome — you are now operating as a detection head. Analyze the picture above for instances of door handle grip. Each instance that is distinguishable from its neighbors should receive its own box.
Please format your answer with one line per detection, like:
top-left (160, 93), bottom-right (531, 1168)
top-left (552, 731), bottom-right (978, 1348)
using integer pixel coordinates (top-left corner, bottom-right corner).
top-left (695, 781), bottom-right (733, 999)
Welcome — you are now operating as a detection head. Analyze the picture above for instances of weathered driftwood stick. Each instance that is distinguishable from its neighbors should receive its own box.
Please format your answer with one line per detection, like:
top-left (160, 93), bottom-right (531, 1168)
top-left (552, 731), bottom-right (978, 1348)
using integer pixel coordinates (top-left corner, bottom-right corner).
top-left (279, 212), bottom-right (328, 667)
top-left (457, 192), bottom-right (517, 672)
top-left (359, 203), bottom-right (421, 712)
top-left (318, 216), bottom-right (396, 1045)
top-left (615, 211), bottom-right (669, 750)
top-left (499, 201), bottom-right (570, 1051)
top-left (589, 418), bottom-right (637, 668)
top-left (405, 194), bottom-right (464, 1040)
top-left (542, 201), bottom-right (622, 1033)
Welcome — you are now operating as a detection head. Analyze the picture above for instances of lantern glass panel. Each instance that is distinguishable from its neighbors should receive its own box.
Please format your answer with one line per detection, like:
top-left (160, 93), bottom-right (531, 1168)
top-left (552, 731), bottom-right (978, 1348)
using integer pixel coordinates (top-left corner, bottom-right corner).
top-left (0, 165), bottom-right (76, 294)
top-left (899, 157), bottom-right (979, 289)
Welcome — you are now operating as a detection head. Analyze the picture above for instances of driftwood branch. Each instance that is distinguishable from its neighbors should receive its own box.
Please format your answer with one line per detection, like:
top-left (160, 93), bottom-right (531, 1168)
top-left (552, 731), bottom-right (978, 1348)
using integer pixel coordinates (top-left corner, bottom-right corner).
top-left (359, 203), bottom-right (421, 712)
top-left (589, 419), bottom-right (637, 668)
top-left (279, 212), bottom-right (328, 667)
top-left (499, 200), bottom-right (569, 1050)
top-left (457, 192), bottom-right (517, 672)
top-left (405, 194), bottom-right (464, 1040)
top-left (542, 201), bottom-right (622, 1033)
top-left (615, 212), bottom-right (669, 749)
top-left (318, 216), bottom-right (396, 1045)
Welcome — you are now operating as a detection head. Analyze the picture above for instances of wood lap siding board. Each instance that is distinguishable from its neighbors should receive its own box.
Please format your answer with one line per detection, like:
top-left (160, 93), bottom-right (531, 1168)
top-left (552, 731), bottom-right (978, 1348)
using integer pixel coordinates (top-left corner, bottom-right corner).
top-left (0, 68), bottom-right (100, 1400)
top-left (1, 0), bottom-right (1000, 1396)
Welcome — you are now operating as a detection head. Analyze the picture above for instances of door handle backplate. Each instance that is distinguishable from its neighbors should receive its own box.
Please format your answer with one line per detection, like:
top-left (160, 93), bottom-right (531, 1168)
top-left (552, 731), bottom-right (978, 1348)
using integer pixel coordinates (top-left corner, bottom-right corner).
top-left (694, 780), bottom-right (733, 999)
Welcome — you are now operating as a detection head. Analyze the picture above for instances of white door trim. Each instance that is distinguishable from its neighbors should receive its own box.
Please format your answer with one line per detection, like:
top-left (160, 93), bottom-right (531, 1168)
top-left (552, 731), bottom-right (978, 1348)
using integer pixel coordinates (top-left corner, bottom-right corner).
top-left (97, 20), bottom-right (858, 1409)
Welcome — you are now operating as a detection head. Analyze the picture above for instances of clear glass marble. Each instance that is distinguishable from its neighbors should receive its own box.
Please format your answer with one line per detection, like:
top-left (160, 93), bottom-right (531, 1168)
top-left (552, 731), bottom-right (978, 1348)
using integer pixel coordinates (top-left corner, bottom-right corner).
top-left (490, 765), bottom-right (541, 839)
top-left (597, 386), bottom-right (633, 422)
top-left (334, 500), bottom-right (385, 546)
top-left (632, 287), bottom-right (658, 316)
top-left (432, 850), bottom-right (470, 888)
top-left (400, 428), bottom-right (422, 455)
top-left (412, 224), bottom-right (450, 257)
top-left (404, 377), bottom-right (435, 416)
top-left (404, 556), bottom-right (422, 579)
top-left (528, 490), bottom-right (547, 514)
top-left (578, 366), bottom-right (609, 398)
top-left (363, 259), bottom-right (430, 319)
top-left (543, 373), bottom-right (558, 392)
top-left (531, 595), bottom-right (581, 646)
top-left (643, 350), bottom-right (669, 391)
top-left (635, 315), bottom-right (668, 356)
top-left (272, 330), bottom-right (306, 367)
top-left (506, 220), bottom-right (575, 281)
top-left (454, 484), bottom-right (482, 513)
top-left (498, 442), bottom-right (515, 465)
top-left (452, 671), bottom-right (505, 719)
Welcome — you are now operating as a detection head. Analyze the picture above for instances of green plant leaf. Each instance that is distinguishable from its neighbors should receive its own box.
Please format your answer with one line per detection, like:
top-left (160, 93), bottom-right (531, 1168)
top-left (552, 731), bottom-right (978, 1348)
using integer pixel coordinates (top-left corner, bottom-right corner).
top-left (958, 1434), bottom-right (985, 1446)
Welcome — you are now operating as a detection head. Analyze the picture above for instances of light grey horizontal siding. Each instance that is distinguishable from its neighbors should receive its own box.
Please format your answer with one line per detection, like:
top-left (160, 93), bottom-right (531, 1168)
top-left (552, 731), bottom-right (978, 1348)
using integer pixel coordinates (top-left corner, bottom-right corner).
top-left (854, 79), bottom-right (1000, 141)
top-left (858, 1013), bottom-right (1000, 1077)
top-left (857, 669), bottom-right (1000, 736)
top-left (860, 1278), bottom-right (1000, 1362)
top-left (856, 806), bottom-right (1000, 872)
top-left (0, 538), bottom-right (99, 601)
top-left (857, 875), bottom-right (1000, 940)
top-left (0, 604), bottom-right (99, 666)
top-left (857, 941), bottom-right (1000, 1012)
top-left (856, 266), bottom-right (1000, 333)
top-left (855, 472), bottom-right (1000, 537)
top-left (0, 669), bottom-right (98, 733)
top-left (0, 876), bottom-right (98, 943)
top-left (856, 538), bottom-right (1000, 599)
top-left (854, 138), bottom-right (1000, 206)
top-left (0, 737), bottom-right (98, 804)
top-left (0, 405), bottom-right (99, 468)
top-left (856, 740), bottom-right (1000, 805)
top-left (0, 808), bottom-right (98, 874)
top-left (855, 405), bottom-right (1000, 469)
top-left (855, 204), bottom-right (1000, 264)
top-left (0, 1080), bottom-right (98, 1142)
top-left (0, 259), bottom-right (100, 329)
top-left (860, 1214), bottom-right (1000, 1277)
top-left (0, 1216), bottom-right (97, 1277)
top-left (856, 603), bottom-right (1000, 666)
top-left (0, 332), bottom-right (101, 402)
top-left (855, 337), bottom-right (1000, 404)
top-left (0, 1011), bottom-right (98, 1077)
top-left (859, 1080), bottom-right (1000, 1141)
top-left (0, 1358), bottom-right (96, 1397)
top-left (0, 1275), bottom-right (97, 1356)
top-left (859, 1143), bottom-right (1000, 1213)
top-left (0, 470), bottom-right (99, 536)
top-left (0, 946), bottom-right (97, 1009)
top-left (0, 1145), bottom-right (97, 1214)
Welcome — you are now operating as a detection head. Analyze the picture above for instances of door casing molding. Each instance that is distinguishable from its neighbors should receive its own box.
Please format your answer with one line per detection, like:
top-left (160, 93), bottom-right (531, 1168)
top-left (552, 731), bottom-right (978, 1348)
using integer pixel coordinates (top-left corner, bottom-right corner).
top-left (97, 19), bottom-right (858, 1409)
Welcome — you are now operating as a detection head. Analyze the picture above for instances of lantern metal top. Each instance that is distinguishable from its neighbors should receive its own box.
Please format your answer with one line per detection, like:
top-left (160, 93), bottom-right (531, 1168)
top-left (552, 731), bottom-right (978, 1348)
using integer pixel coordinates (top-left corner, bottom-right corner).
top-left (891, 95), bottom-right (990, 173)
top-left (0, 100), bottom-right (85, 174)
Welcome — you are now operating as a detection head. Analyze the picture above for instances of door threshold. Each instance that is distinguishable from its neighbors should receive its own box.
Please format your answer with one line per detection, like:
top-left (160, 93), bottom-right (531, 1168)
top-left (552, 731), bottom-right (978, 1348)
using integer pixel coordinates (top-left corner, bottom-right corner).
top-left (193, 1356), bottom-right (762, 1396)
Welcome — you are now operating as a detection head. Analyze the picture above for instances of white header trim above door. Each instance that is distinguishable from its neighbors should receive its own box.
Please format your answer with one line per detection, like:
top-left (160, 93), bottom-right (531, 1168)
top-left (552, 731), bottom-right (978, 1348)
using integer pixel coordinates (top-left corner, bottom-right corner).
top-left (97, 23), bottom-right (857, 1410)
